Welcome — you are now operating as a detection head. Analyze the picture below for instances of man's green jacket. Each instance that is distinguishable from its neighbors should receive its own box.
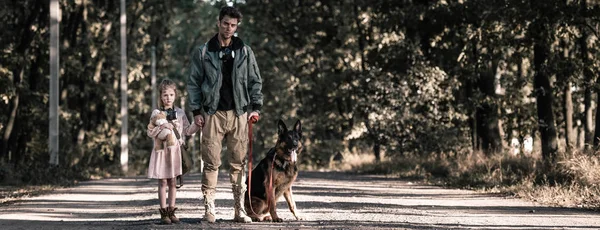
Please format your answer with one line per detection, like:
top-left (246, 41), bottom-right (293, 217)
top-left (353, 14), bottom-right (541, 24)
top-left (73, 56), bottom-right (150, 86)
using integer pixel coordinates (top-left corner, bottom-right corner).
top-left (187, 35), bottom-right (263, 117)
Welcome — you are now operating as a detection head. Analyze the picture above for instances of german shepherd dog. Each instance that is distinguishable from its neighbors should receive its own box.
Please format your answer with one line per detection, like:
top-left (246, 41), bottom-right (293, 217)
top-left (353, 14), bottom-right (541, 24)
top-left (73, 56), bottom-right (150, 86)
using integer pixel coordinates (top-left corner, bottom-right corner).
top-left (245, 119), bottom-right (303, 222)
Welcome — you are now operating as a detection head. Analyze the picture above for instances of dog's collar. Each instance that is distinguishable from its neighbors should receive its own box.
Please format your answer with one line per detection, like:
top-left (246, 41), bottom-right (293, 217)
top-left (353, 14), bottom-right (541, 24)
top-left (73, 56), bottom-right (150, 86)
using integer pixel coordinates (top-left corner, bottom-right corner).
top-left (273, 157), bottom-right (290, 170)
top-left (267, 148), bottom-right (295, 171)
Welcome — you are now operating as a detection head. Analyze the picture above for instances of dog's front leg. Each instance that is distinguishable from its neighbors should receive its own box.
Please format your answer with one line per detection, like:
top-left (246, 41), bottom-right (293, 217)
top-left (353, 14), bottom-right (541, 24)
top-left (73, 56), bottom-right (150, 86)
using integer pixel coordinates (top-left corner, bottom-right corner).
top-left (268, 189), bottom-right (283, 222)
top-left (283, 186), bottom-right (303, 220)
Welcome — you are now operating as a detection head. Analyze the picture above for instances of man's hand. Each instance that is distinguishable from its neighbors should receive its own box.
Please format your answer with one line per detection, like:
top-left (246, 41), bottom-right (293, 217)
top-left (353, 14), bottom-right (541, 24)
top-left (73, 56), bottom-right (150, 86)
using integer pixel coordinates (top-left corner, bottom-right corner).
top-left (248, 111), bottom-right (260, 123)
top-left (194, 115), bottom-right (204, 127)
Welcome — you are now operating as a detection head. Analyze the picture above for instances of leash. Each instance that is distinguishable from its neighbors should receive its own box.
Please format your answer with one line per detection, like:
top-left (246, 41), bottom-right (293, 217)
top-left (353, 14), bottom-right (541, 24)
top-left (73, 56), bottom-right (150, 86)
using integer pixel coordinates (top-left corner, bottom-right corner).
top-left (267, 153), bottom-right (276, 212)
top-left (247, 120), bottom-right (258, 215)
top-left (247, 117), bottom-right (276, 216)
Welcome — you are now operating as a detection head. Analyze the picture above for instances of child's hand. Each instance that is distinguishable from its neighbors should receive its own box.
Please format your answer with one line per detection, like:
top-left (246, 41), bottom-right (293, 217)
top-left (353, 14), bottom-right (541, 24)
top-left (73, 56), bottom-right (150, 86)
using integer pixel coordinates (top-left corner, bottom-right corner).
top-left (161, 123), bottom-right (174, 130)
top-left (194, 115), bottom-right (204, 127)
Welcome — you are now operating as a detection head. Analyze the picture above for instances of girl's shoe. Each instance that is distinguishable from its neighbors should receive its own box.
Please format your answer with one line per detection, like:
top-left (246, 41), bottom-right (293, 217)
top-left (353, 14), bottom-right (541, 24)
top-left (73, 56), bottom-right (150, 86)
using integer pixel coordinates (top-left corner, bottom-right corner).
top-left (168, 206), bottom-right (180, 223)
top-left (159, 207), bottom-right (172, 224)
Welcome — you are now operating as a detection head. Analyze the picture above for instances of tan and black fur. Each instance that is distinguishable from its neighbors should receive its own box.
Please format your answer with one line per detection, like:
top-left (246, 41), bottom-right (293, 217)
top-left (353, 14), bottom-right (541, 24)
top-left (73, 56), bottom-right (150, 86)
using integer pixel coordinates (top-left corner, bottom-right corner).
top-left (245, 119), bottom-right (303, 222)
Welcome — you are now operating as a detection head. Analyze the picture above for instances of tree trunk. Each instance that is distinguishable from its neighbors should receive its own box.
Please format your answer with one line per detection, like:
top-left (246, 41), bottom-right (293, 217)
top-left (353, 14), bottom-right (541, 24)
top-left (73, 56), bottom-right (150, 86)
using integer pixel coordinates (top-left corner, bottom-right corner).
top-left (517, 108), bottom-right (526, 155)
top-left (594, 88), bottom-right (600, 147)
top-left (2, 2), bottom-right (41, 163)
top-left (71, 0), bottom-right (88, 167)
top-left (476, 70), bottom-right (504, 154)
top-left (464, 74), bottom-right (479, 151)
top-left (354, 1), bottom-right (380, 161)
top-left (471, 35), bottom-right (503, 155)
top-left (564, 82), bottom-right (574, 151)
top-left (373, 143), bottom-right (381, 163)
top-left (3, 93), bottom-right (19, 162)
top-left (49, 0), bottom-right (60, 166)
top-left (559, 36), bottom-right (574, 152)
top-left (579, 2), bottom-right (600, 148)
top-left (476, 102), bottom-right (503, 154)
top-left (584, 85), bottom-right (593, 149)
top-left (517, 58), bottom-right (527, 155)
top-left (151, 46), bottom-right (157, 110)
top-left (578, 123), bottom-right (585, 149)
top-left (119, 0), bottom-right (129, 173)
top-left (580, 14), bottom-right (594, 149)
top-left (469, 108), bottom-right (479, 151)
top-left (533, 32), bottom-right (558, 162)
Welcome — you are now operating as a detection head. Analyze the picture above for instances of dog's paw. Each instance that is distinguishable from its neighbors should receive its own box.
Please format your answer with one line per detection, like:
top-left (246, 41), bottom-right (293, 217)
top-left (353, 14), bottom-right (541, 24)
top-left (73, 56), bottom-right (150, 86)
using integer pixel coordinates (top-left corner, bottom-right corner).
top-left (272, 217), bottom-right (284, 222)
top-left (251, 217), bottom-right (262, 222)
top-left (294, 215), bottom-right (305, 221)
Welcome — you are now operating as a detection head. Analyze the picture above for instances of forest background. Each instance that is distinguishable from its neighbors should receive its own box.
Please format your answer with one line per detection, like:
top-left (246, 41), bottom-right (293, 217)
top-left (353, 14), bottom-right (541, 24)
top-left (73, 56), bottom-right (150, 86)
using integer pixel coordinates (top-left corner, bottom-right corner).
top-left (2, 0), bottom-right (600, 208)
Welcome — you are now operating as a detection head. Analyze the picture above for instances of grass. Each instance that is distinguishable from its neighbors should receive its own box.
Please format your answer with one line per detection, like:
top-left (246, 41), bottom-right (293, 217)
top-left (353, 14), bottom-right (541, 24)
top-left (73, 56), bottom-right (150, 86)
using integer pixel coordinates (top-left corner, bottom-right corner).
top-left (0, 185), bottom-right (58, 204)
top-left (348, 149), bottom-right (600, 210)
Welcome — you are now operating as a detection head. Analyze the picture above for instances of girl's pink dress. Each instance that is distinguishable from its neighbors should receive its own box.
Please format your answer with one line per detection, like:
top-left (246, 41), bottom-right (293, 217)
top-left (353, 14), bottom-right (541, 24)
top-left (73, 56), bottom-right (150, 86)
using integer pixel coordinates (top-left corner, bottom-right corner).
top-left (147, 108), bottom-right (193, 179)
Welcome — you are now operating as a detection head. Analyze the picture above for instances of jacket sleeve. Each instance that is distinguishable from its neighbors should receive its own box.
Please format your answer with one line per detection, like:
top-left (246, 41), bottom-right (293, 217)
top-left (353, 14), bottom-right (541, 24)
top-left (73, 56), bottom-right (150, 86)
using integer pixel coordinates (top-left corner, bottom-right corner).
top-left (246, 46), bottom-right (263, 112)
top-left (187, 45), bottom-right (205, 116)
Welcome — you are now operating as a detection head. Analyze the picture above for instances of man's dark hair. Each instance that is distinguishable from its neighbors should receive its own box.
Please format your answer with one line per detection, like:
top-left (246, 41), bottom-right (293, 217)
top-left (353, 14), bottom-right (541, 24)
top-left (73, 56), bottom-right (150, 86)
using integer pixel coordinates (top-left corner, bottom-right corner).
top-left (219, 6), bottom-right (243, 22)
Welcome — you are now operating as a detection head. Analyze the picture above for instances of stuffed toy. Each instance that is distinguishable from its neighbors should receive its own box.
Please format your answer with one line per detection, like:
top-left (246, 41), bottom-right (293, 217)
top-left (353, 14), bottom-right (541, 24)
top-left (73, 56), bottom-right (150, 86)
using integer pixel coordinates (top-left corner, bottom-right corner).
top-left (148, 111), bottom-right (178, 151)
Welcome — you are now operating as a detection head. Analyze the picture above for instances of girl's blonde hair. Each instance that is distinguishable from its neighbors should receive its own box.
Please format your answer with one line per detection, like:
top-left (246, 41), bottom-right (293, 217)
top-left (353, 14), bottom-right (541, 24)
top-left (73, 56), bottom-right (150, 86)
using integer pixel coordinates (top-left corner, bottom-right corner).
top-left (157, 78), bottom-right (178, 108)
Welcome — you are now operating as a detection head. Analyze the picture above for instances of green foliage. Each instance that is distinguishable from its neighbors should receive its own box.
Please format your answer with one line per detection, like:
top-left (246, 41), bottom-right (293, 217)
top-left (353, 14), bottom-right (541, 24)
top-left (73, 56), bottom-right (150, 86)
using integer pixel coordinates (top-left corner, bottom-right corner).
top-left (0, 0), bottom-right (184, 179)
top-left (2, 0), bottom-right (600, 191)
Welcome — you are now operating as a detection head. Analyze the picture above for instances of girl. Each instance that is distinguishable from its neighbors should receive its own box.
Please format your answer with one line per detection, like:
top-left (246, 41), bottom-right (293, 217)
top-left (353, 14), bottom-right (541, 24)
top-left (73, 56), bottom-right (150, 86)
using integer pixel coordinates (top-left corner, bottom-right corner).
top-left (147, 79), bottom-right (201, 224)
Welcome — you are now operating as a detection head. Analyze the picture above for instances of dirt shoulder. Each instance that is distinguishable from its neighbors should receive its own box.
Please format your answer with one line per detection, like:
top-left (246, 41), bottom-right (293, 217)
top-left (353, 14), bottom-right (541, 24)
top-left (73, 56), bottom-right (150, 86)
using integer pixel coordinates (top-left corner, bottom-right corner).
top-left (0, 171), bottom-right (599, 229)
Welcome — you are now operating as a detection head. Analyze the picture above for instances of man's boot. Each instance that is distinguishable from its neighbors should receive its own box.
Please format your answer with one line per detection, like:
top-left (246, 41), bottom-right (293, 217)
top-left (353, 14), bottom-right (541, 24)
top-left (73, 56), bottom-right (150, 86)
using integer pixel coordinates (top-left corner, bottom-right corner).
top-left (232, 185), bottom-right (252, 223)
top-left (203, 189), bottom-right (216, 223)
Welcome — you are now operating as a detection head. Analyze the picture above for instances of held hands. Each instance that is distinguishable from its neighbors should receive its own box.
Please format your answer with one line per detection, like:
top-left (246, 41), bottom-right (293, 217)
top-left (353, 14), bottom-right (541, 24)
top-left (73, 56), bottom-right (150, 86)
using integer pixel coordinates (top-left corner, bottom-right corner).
top-left (186, 116), bottom-right (202, 134)
top-left (194, 115), bottom-right (205, 127)
top-left (248, 111), bottom-right (260, 123)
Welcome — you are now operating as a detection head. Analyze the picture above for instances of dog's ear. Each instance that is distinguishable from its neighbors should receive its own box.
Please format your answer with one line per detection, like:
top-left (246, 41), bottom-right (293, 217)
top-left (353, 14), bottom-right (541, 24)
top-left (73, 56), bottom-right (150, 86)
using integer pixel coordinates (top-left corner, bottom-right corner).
top-left (294, 119), bottom-right (302, 139)
top-left (278, 119), bottom-right (288, 136)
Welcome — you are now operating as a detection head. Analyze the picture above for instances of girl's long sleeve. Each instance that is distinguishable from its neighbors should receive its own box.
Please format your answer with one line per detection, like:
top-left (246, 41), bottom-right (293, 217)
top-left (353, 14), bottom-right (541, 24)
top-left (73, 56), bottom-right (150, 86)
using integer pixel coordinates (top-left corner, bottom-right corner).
top-left (177, 108), bottom-right (201, 138)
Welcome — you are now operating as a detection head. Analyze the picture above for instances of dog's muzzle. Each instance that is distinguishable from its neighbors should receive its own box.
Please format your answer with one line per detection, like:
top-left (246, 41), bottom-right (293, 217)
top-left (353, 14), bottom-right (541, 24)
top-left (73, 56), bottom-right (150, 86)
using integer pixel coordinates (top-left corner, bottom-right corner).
top-left (289, 149), bottom-right (297, 162)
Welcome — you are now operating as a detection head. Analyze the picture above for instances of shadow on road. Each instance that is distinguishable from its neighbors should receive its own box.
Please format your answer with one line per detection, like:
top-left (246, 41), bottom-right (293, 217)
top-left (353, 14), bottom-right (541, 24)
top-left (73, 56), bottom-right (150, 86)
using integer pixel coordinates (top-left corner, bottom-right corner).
top-left (0, 171), bottom-right (598, 229)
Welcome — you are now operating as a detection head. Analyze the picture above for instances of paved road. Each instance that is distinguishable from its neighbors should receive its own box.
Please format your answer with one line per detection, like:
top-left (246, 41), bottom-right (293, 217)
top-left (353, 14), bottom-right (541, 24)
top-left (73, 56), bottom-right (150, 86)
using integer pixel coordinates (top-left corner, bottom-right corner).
top-left (1, 171), bottom-right (599, 229)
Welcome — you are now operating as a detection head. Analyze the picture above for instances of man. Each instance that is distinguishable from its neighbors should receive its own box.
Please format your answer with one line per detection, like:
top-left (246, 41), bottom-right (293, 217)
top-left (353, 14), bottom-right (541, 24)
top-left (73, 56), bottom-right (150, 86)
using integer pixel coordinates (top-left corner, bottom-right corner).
top-left (187, 6), bottom-right (263, 223)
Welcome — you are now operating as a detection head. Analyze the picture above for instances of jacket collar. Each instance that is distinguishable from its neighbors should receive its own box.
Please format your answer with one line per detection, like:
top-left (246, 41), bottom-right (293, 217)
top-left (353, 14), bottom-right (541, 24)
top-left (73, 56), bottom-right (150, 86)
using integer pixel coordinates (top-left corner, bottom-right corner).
top-left (207, 34), bottom-right (244, 52)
